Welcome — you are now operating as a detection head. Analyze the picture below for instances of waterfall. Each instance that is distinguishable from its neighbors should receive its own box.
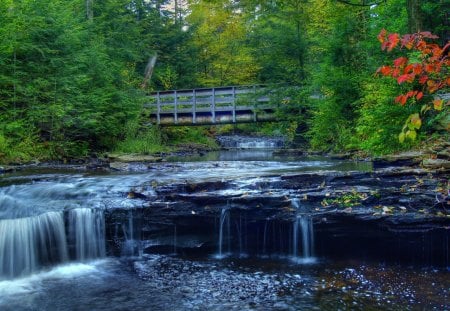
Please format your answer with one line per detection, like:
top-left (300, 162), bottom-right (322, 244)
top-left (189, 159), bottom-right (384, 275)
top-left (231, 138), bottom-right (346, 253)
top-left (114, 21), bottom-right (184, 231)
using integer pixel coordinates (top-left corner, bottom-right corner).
top-left (0, 212), bottom-right (68, 279)
top-left (120, 210), bottom-right (142, 257)
top-left (292, 215), bottom-right (315, 262)
top-left (68, 208), bottom-right (106, 260)
top-left (291, 197), bottom-right (315, 262)
top-left (216, 135), bottom-right (285, 149)
top-left (217, 208), bottom-right (230, 259)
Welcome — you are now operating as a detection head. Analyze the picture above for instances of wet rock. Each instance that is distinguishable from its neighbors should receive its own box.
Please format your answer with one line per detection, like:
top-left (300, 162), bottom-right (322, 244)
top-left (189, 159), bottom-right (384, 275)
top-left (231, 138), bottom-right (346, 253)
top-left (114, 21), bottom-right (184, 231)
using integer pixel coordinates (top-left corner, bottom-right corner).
top-left (422, 158), bottom-right (450, 170)
top-left (373, 151), bottom-right (424, 169)
top-left (108, 153), bottom-right (163, 163)
top-left (109, 162), bottom-right (130, 171)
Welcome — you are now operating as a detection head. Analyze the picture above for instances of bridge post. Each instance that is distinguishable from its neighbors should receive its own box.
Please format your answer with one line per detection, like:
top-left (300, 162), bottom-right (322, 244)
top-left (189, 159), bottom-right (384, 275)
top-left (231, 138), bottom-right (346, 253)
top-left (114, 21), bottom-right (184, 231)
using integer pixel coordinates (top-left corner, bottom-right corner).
top-left (157, 91), bottom-right (161, 124)
top-left (232, 86), bottom-right (236, 123)
top-left (174, 90), bottom-right (178, 124)
top-left (212, 87), bottom-right (216, 123)
top-left (192, 89), bottom-right (197, 124)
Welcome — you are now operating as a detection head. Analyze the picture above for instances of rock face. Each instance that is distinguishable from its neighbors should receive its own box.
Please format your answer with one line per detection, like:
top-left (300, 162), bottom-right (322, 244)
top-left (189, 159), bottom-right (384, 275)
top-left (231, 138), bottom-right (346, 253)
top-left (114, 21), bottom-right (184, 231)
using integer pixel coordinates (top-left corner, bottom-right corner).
top-left (105, 163), bottom-right (450, 266)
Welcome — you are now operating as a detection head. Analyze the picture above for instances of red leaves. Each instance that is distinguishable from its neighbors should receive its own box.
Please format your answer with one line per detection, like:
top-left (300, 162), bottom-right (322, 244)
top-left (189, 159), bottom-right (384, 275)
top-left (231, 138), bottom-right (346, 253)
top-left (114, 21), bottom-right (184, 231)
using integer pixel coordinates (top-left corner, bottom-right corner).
top-left (394, 90), bottom-right (422, 106)
top-left (397, 74), bottom-right (414, 84)
top-left (395, 95), bottom-right (407, 105)
top-left (378, 29), bottom-right (400, 51)
top-left (377, 29), bottom-right (386, 44)
top-left (380, 31), bottom-right (449, 143)
top-left (377, 66), bottom-right (392, 76)
top-left (419, 75), bottom-right (428, 84)
top-left (412, 64), bottom-right (422, 75)
top-left (393, 57), bottom-right (407, 67)
top-left (377, 29), bottom-right (449, 105)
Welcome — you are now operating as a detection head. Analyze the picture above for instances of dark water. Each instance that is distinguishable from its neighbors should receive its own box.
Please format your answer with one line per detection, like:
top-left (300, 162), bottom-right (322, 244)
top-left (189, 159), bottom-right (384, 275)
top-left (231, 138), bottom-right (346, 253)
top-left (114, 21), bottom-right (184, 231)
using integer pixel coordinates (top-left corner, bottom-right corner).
top-left (0, 255), bottom-right (447, 310)
top-left (0, 151), bottom-right (448, 310)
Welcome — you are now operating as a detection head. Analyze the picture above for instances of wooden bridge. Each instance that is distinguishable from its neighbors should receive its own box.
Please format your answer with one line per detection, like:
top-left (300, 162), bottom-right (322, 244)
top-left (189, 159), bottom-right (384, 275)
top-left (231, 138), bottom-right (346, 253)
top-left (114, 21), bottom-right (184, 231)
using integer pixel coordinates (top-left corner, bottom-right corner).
top-left (145, 85), bottom-right (284, 126)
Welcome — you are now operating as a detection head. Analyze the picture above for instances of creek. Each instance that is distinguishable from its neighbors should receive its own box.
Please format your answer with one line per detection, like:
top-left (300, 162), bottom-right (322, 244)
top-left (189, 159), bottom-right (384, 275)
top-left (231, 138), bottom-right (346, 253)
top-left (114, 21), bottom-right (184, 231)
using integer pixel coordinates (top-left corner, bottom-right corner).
top-left (0, 150), bottom-right (448, 310)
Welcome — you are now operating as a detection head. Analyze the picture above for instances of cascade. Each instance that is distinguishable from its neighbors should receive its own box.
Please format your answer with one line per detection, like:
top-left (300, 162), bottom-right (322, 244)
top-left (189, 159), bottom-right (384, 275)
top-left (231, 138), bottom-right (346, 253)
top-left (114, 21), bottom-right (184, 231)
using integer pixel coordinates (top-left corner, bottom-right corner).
top-left (68, 208), bottom-right (106, 260)
top-left (216, 135), bottom-right (285, 149)
top-left (291, 198), bottom-right (315, 262)
top-left (217, 208), bottom-right (230, 258)
top-left (120, 210), bottom-right (141, 256)
top-left (292, 215), bottom-right (315, 261)
top-left (0, 211), bottom-right (68, 279)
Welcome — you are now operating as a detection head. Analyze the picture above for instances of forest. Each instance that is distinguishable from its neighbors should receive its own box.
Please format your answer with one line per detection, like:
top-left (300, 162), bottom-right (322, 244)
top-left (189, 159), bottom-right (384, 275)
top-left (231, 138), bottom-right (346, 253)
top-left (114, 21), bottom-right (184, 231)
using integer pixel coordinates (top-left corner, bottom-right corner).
top-left (0, 0), bottom-right (448, 163)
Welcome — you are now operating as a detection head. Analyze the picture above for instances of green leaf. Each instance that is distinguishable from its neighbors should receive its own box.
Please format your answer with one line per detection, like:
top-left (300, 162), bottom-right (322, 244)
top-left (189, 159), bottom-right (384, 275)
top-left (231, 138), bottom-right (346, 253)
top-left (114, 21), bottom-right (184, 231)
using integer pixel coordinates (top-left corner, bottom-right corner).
top-left (406, 129), bottom-right (417, 140)
top-left (398, 132), bottom-right (405, 143)
top-left (410, 113), bottom-right (422, 129)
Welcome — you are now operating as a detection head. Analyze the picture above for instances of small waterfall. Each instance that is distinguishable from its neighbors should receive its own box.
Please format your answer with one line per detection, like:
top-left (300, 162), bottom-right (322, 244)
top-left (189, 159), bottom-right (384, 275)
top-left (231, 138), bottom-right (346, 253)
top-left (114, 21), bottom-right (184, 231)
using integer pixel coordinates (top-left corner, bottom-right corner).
top-left (292, 215), bottom-right (315, 261)
top-left (216, 135), bottom-right (285, 149)
top-left (0, 212), bottom-right (68, 279)
top-left (291, 198), bottom-right (315, 262)
top-left (68, 208), bottom-right (106, 260)
top-left (121, 210), bottom-right (141, 257)
top-left (217, 208), bottom-right (230, 258)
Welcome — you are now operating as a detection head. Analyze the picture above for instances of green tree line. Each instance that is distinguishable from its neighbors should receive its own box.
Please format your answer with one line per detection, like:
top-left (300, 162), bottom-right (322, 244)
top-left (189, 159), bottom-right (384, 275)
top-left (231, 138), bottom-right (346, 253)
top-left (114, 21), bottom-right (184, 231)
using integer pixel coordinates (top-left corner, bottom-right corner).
top-left (0, 0), bottom-right (448, 163)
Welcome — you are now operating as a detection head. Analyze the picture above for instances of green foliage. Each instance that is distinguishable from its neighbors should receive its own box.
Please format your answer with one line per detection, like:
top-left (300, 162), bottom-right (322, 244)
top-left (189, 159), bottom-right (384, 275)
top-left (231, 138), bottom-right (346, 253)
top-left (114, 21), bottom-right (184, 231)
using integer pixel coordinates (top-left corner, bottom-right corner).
top-left (114, 125), bottom-right (167, 154)
top-left (356, 79), bottom-right (416, 154)
top-left (163, 127), bottom-right (219, 149)
top-left (321, 190), bottom-right (367, 208)
top-left (0, 0), bottom-right (445, 162)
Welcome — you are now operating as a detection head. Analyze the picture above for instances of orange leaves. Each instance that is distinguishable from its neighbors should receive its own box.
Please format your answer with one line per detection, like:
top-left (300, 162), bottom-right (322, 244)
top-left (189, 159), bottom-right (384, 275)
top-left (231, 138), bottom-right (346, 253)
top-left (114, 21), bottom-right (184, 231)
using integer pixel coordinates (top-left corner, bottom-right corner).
top-left (397, 74), bottom-right (414, 84)
top-left (395, 95), bottom-right (407, 105)
top-left (433, 99), bottom-right (444, 111)
top-left (393, 57), bottom-right (408, 67)
top-left (378, 29), bottom-right (400, 51)
top-left (377, 29), bottom-right (449, 100)
top-left (412, 64), bottom-right (422, 75)
top-left (377, 29), bottom-right (449, 143)
top-left (377, 66), bottom-right (391, 76)
top-left (394, 90), bottom-right (424, 106)
top-left (377, 28), bottom-right (386, 44)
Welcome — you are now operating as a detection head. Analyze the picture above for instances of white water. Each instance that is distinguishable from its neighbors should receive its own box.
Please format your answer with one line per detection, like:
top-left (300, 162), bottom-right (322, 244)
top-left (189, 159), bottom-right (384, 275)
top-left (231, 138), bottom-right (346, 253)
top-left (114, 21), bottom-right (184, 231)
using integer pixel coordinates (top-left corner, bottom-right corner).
top-left (0, 212), bottom-right (68, 279)
top-left (292, 198), bottom-right (315, 263)
top-left (68, 208), bottom-right (106, 260)
top-left (0, 208), bottom-right (105, 280)
top-left (216, 208), bottom-right (230, 259)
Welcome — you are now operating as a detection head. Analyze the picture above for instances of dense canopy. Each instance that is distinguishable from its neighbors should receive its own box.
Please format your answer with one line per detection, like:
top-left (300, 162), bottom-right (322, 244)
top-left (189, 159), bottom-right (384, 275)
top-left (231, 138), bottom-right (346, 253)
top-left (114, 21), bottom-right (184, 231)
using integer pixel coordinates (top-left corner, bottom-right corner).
top-left (0, 0), bottom-right (448, 162)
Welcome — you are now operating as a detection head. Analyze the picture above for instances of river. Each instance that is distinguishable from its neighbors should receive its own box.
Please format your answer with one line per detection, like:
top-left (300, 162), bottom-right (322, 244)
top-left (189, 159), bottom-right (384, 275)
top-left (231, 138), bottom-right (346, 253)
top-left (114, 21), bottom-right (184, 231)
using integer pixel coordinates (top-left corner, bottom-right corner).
top-left (0, 150), bottom-right (448, 310)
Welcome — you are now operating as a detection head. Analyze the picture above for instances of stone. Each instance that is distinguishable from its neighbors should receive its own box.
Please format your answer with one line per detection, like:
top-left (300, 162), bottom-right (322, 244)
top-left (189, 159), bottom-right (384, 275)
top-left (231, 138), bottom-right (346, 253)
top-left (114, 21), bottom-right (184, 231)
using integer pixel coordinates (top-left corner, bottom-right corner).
top-left (108, 153), bottom-right (163, 163)
top-left (422, 158), bottom-right (450, 170)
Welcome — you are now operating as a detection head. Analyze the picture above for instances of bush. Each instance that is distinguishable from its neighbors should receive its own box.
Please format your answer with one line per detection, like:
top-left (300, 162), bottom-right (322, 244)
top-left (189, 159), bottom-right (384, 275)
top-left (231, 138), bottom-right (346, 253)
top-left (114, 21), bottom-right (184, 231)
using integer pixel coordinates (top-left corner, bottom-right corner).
top-left (356, 79), bottom-right (416, 155)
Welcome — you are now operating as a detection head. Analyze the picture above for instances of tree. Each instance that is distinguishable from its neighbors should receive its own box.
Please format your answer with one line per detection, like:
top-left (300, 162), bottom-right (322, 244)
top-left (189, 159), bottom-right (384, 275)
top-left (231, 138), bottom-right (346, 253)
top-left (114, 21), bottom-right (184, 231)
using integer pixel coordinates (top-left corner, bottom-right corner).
top-left (187, 0), bottom-right (259, 86)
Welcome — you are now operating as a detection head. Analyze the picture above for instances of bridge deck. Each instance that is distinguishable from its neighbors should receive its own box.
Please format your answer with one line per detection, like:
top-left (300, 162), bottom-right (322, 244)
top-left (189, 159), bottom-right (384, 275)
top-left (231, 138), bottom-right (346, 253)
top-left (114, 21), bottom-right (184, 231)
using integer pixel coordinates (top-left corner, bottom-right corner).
top-left (145, 85), bottom-right (280, 125)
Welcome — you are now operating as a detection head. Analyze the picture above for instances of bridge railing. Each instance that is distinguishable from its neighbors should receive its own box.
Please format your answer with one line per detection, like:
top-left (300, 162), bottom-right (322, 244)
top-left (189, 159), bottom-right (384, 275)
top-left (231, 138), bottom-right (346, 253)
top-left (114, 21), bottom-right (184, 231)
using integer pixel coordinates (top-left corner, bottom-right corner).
top-left (145, 85), bottom-right (272, 124)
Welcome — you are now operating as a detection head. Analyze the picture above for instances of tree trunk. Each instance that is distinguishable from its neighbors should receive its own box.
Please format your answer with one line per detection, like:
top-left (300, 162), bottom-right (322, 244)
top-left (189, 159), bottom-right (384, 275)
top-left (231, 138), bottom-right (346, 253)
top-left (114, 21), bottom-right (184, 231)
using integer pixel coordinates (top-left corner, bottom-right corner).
top-left (406, 0), bottom-right (423, 33)
top-left (86, 0), bottom-right (93, 21)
